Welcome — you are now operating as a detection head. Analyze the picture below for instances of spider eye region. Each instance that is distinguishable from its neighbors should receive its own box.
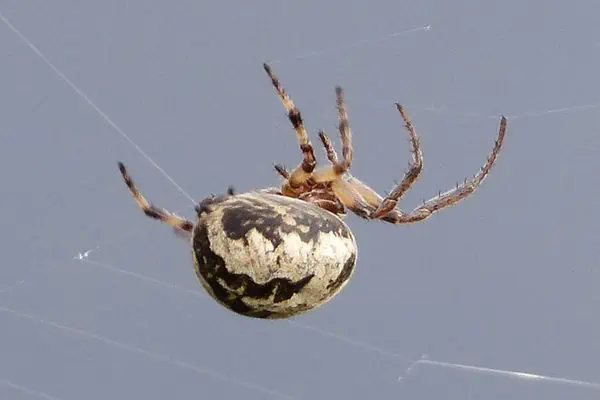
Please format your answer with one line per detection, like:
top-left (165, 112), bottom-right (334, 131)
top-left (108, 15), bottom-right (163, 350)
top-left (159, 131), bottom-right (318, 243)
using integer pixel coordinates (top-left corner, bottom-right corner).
top-left (191, 192), bottom-right (357, 319)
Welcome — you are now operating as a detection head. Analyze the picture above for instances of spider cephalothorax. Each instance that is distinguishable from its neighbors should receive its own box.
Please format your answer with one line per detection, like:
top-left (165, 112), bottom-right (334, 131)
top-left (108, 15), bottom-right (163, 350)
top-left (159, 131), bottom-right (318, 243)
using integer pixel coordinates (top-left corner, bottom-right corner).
top-left (118, 63), bottom-right (507, 319)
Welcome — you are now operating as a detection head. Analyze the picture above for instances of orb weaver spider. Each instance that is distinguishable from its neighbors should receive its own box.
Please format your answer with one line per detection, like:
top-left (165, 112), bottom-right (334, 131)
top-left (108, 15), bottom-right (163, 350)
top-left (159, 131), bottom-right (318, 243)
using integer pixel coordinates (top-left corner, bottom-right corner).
top-left (118, 63), bottom-right (507, 318)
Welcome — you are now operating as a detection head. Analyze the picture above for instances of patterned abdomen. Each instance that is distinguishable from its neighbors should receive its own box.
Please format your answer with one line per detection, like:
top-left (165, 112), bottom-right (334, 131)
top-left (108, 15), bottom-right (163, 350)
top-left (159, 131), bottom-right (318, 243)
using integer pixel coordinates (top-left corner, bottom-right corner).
top-left (191, 192), bottom-right (357, 319)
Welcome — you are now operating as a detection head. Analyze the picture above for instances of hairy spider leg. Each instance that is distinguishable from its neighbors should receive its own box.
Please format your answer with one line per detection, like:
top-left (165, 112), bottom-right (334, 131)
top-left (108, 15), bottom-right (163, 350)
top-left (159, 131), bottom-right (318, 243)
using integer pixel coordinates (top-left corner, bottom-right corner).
top-left (263, 63), bottom-right (316, 192)
top-left (310, 88), bottom-right (378, 217)
top-left (318, 130), bottom-right (339, 164)
top-left (275, 126), bottom-right (344, 181)
top-left (367, 103), bottom-right (425, 218)
top-left (312, 87), bottom-right (354, 183)
top-left (273, 164), bottom-right (290, 179)
top-left (335, 86), bottom-right (353, 171)
top-left (376, 115), bottom-right (507, 223)
top-left (118, 162), bottom-right (194, 234)
top-left (318, 101), bottom-right (425, 214)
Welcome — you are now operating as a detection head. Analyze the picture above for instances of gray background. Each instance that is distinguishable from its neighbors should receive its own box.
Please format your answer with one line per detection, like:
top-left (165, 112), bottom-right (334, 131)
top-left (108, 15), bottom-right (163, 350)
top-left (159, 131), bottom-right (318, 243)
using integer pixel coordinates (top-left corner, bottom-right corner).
top-left (1, 1), bottom-right (599, 399)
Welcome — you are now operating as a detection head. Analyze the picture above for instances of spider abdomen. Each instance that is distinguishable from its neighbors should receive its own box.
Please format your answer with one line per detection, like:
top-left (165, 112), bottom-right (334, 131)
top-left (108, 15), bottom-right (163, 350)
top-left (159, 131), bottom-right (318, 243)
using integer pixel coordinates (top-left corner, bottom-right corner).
top-left (191, 192), bottom-right (357, 319)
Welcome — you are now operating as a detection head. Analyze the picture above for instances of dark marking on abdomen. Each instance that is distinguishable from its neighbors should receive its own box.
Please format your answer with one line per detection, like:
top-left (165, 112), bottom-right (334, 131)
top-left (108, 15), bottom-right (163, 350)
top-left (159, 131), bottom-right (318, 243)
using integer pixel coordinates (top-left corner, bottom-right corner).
top-left (193, 223), bottom-right (316, 319)
top-left (220, 193), bottom-right (351, 249)
top-left (327, 253), bottom-right (356, 292)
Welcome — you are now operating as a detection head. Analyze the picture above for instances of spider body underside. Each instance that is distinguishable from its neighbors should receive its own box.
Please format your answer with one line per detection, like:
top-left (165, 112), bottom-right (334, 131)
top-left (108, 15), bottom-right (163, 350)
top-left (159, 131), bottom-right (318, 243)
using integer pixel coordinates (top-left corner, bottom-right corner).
top-left (118, 63), bottom-right (507, 319)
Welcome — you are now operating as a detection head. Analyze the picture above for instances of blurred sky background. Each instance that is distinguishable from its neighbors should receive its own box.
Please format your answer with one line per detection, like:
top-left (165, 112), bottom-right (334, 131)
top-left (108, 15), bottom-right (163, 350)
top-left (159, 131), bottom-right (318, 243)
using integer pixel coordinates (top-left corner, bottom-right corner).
top-left (1, 1), bottom-right (599, 399)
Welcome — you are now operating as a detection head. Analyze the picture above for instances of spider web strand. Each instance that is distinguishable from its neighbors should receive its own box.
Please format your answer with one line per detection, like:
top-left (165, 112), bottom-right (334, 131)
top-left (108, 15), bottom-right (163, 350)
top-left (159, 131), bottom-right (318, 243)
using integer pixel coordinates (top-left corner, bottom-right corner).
top-left (269, 24), bottom-right (431, 64)
top-left (400, 358), bottom-right (600, 391)
top-left (1, 379), bottom-right (64, 400)
top-left (420, 102), bottom-right (600, 122)
top-left (0, 11), bottom-right (196, 205)
top-left (81, 258), bottom-right (206, 299)
top-left (73, 204), bottom-right (194, 260)
top-left (76, 257), bottom-right (600, 392)
top-left (0, 305), bottom-right (294, 399)
top-left (78, 257), bottom-right (413, 359)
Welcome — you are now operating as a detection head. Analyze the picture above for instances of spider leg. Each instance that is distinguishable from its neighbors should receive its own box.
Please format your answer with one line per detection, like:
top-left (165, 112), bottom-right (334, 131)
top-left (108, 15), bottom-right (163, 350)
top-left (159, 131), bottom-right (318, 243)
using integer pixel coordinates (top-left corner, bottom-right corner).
top-left (335, 86), bottom-right (353, 170)
top-left (369, 104), bottom-right (424, 218)
top-left (312, 87), bottom-right (354, 183)
top-left (318, 134), bottom-right (386, 211)
top-left (273, 164), bottom-right (290, 179)
top-left (318, 130), bottom-right (339, 164)
top-left (375, 116), bottom-right (508, 223)
top-left (118, 162), bottom-right (194, 234)
top-left (329, 179), bottom-right (374, 218)
top-left (263, 63), bottom-right (316, 189)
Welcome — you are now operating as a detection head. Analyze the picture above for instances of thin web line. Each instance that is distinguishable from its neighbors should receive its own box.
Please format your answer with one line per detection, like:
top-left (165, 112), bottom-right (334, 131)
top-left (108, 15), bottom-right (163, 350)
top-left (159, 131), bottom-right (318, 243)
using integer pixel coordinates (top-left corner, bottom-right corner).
top-left (0, 11), bottom-right (196, 205)
top-left (268, 24), bottom-right (431, 64)
top-left (1, 379), bottom-right (64, 400)
top-left (403, 357), bottom-right (600, 391)
top-left (78, 258), bottom-right (411, 358)
top-left (507, 102), bottom-right (600, 119)
top-left (75, 257), bottom-right (600, 392)
top-left (0, 305), bottom-right (294, 400)
top-left (76, 258), bottom-right (412, 359)
top-left (418, 102), bottom-right (600, 122)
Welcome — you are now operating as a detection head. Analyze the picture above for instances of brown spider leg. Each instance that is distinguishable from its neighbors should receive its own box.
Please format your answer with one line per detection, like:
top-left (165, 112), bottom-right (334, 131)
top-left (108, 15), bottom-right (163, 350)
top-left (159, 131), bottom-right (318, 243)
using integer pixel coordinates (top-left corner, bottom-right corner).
top-left (318, 130), bottom-right (339, 164)
top-left (312, 86), bottom-right (354, 183)
top-left (369, 104), bottom-right (424, 218)
top-left (274, 164), bottom-right (290, 179)
top-left (118, 162), bottom-right (194, 234)
top-left (378, 116), bottom-right (508, 223)
top-left (335, 86), bottom-right (353, 170)
top-left (263, 63), bottom-right (316, 189)
top-left (313, 89), bottom-right (377, 217)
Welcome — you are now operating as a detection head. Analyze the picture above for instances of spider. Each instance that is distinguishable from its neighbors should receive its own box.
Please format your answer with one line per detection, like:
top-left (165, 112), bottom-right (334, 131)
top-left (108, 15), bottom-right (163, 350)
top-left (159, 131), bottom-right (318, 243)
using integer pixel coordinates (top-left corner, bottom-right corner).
top-left (118, 63), bottom-right (507, 319)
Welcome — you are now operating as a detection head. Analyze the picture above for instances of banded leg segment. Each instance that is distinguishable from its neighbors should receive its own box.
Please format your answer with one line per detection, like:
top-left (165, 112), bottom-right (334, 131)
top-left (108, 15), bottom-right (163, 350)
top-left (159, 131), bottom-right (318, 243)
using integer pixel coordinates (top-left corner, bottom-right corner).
top-left (380, 116), bottom-right (508, 224)
top-left (371, 104), bottom-right (424, 218)
top-left (318, 130), bottom-right (339, 164)
top-left (118, 162), bottom-right (194, 234)
top-left (273, 164), bottom-right (290, 179)
top-left (312, 87), bottom-right (354, 183)
top-left (263, 63), bottom-right (316, 189)
top-left (335, 86), bottom-right (353, 172)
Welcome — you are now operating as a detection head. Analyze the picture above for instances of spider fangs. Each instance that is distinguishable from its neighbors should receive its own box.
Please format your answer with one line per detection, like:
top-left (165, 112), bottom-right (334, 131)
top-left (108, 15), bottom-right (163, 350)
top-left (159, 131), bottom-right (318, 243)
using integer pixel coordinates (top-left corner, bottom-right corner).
top-left (118, 63), bottom-right (507, 319)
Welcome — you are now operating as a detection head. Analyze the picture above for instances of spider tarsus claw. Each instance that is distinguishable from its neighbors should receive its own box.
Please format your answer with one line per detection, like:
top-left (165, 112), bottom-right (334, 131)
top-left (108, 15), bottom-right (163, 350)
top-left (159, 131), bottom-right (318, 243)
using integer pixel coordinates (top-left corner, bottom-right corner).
top-left (227, 186), bottom-right (235, 196)
top-left (118, 162), bottom-right (133, 187)
top-left (274, 164), bottom-right (290, 179)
